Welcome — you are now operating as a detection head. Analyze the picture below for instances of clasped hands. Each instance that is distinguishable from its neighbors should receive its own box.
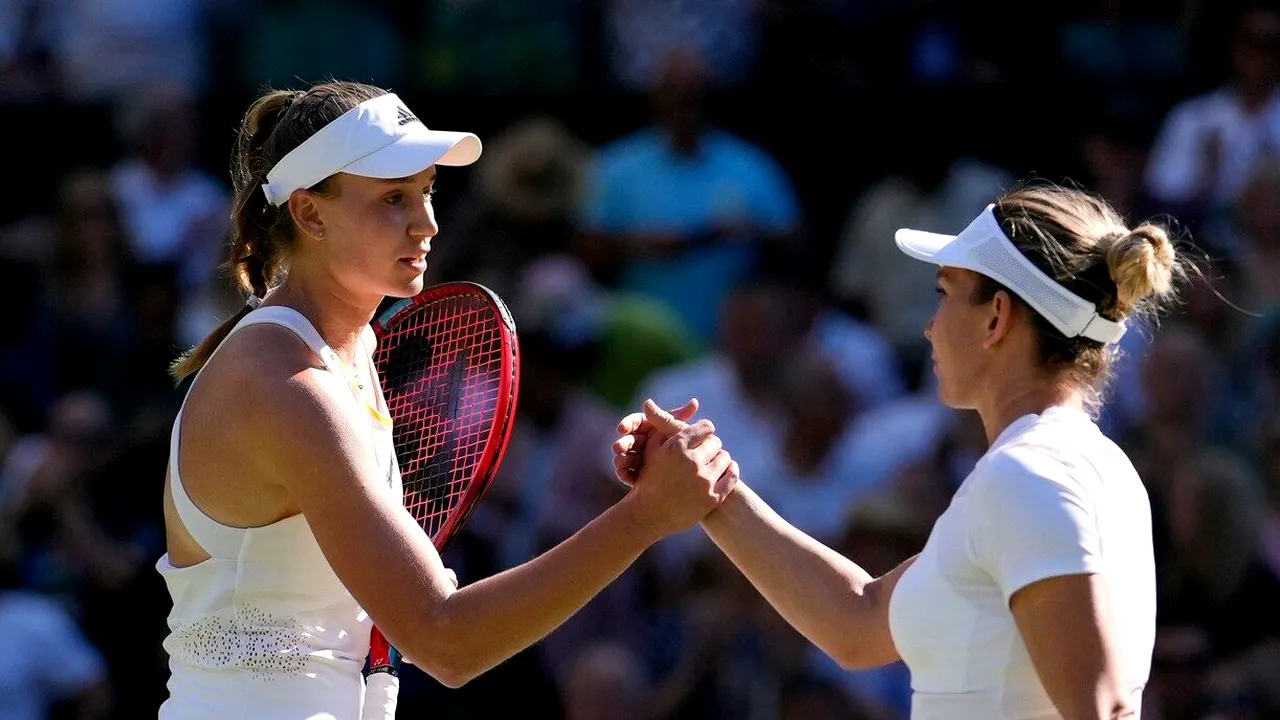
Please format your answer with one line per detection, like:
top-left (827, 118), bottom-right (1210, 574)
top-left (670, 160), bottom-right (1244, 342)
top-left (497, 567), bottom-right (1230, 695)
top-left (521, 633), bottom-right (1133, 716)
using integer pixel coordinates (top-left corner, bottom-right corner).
top-left (610, 398), bottom-right (739, 536)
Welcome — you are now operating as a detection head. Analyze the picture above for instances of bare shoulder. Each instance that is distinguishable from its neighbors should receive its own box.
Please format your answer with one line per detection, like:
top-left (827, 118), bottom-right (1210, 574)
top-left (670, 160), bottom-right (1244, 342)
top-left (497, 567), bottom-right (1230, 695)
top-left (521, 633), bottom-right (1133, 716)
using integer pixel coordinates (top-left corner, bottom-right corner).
top-left (182, 323), bottom-right (370, 493)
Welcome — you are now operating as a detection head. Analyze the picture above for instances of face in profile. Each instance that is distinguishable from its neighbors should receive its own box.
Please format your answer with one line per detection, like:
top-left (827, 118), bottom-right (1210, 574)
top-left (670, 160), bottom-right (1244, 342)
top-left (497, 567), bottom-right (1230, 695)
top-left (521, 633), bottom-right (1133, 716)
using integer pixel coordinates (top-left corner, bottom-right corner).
top-left (302, 167), bottom-right (440, 301)
top-left (926, 267), bottom-right (995, 409)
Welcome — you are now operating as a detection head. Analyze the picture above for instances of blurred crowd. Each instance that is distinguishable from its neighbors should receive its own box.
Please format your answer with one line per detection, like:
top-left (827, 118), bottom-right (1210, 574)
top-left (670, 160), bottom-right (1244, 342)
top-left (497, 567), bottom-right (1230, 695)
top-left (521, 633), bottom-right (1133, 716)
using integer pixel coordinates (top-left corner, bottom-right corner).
top-left (2, 1), bottom-right (1280, 719)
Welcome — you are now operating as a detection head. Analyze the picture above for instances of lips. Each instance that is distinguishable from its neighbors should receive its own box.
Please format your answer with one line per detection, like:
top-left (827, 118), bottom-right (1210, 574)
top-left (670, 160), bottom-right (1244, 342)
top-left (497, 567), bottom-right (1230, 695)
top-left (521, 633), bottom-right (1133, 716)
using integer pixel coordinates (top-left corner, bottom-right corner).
top-left (399, 256), bottom-right (427, 272)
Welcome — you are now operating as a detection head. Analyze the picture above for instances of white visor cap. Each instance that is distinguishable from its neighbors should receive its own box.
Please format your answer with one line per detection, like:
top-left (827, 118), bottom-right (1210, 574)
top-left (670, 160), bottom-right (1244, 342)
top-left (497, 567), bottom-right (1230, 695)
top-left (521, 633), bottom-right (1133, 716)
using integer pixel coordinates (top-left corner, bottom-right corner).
top-left (261, 93), bottom-right (482, 206)
top-left (894, 204), bottom-right (1126, 345)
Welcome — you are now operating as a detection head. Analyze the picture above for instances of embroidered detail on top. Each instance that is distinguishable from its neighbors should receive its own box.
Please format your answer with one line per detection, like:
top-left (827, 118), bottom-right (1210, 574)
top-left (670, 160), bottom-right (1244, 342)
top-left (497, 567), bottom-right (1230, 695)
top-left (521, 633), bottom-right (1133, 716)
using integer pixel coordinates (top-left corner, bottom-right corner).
top-left (164, 604), bottom-right (310, 679)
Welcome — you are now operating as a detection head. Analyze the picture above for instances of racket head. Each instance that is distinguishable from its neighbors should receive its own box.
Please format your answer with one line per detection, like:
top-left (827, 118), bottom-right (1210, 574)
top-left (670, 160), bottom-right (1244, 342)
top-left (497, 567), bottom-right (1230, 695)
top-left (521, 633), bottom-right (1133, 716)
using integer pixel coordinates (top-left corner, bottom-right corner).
top-left (372, 281), bottom-right (519, 551)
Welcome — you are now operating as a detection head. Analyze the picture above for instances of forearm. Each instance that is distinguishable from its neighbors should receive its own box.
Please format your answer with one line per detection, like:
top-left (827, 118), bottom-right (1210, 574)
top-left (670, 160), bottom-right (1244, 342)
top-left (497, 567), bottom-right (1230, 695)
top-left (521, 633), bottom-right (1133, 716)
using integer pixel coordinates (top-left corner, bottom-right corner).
top-left (699, 483), bottom-right (886, 667)
top-left (432, 498), bottom-right (659, 681)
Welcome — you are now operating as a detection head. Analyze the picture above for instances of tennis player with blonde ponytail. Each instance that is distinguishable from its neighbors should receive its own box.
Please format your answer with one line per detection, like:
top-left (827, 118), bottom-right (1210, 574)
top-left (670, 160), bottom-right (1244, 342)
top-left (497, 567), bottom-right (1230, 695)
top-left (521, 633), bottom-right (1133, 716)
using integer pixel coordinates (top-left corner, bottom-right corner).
top-left (157, 79), bottom-right (737, 719)
top-left (616, 184), bottom-right (1190, 720)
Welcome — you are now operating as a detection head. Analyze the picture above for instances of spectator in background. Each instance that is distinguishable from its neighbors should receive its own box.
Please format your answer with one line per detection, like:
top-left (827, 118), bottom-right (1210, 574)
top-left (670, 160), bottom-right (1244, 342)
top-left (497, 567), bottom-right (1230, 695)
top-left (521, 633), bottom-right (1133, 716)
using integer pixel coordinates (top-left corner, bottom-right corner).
top-left (1226, 155), bottom-right (1280, 312)
top-left (0, 390), bottom-right (152, 663)
top-left (107, 79), bottom-right (230, 327)
top-left (1156, 448), bottom-right (1280, 663)
top-left (46, 0), bottom-right (218, 105)
top-left (762, 350), bottom-right (905, 546)
top-left (603, 0), bottom-right (764, 92)
top-left (1078, 107), bottom-right (1160, 221)
top-left (1122, 322), bottom-right (1231, 506)
top-left (576, 43), bottom-right (802, 342)
top-left (45, 169), bottom-right (135, 404)
top-left (512, 253), bottom-right (703, 411)
top-left (1143, 2), bottom-right (1280, 244)
top-left (427, 115), bottom-right (591, 302)
top-left (0, 538), bottom-right (111, 720)
top-left (630, 270), bottom-right (808, 584)
top-left (1222, 307), bottom-right (1280, 461)
top-left (828, 101), bottom-right (1013, 380)
top-left (0, 0), bottom-right (57, 104)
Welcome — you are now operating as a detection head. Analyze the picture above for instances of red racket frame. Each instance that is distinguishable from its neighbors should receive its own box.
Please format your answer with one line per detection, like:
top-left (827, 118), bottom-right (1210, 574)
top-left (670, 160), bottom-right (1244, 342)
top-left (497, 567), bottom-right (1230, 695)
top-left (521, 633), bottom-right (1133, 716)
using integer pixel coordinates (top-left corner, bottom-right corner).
top-left (364, 281), bottom-right (520, 678)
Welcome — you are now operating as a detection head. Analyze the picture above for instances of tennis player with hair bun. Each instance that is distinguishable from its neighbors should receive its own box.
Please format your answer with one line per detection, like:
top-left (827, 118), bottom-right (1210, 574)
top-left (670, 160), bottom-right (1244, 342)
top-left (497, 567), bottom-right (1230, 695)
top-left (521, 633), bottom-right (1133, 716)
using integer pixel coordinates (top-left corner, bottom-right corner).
top-left (616, 184), bottom-right (1190, 719)
top-left (156, 79), bottom-right (737, 719)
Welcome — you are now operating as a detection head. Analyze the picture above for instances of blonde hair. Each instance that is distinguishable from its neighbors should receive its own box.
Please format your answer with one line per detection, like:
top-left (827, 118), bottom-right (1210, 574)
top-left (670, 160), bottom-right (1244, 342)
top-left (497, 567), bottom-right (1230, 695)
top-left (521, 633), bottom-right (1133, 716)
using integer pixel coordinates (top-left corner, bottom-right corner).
top-left (971, 182), bottom-right (1193, 413)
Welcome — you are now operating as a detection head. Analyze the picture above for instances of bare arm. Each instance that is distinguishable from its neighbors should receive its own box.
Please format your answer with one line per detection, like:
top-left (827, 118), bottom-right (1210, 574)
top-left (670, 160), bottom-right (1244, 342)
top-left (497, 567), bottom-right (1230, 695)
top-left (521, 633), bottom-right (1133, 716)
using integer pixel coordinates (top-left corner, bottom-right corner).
top-left (701, 483), bottom-right (912, 669)
top-left (1011, 574), bottom-right (1138, 720)
top-left (617, 403), bottom-right (911, 669)
top-left (246, 365), bottom-right (731, 688)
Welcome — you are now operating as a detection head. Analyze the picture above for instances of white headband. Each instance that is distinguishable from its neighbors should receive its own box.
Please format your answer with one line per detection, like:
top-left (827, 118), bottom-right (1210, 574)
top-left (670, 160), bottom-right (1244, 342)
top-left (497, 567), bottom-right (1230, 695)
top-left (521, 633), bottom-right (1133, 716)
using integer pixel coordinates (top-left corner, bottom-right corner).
top-left (261, 93), bottom-right (482, 207)
top-left (895, 205), bottom-right (1127, 345)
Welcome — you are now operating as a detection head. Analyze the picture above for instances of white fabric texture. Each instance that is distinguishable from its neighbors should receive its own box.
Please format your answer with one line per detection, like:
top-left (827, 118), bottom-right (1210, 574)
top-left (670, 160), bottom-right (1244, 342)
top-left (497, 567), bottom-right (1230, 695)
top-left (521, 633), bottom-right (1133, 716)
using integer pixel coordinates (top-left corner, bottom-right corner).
top-left (888, 406), bottom-right (1156, 719)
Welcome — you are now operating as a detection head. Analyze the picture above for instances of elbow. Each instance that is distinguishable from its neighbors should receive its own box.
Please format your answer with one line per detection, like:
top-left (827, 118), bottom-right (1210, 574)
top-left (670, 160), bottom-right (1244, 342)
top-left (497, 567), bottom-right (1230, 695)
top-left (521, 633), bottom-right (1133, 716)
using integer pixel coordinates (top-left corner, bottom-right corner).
top-left (407, 648), bottom-right (480, 689)
top-left (425, 664), bottom-right (474, 689)
top-left (1058, 692), bottom-right (1138, 720)
top-left (399, 613), bottom-right (484, 689)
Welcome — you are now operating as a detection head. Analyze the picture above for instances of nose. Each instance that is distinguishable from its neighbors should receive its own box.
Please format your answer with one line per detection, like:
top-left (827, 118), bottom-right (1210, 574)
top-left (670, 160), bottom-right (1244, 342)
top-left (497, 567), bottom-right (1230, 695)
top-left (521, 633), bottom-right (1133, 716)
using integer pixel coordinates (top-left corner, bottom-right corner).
top-left (409, 195), bottom-right (439, 241)
top-left (924, 315), bottom-right (934, 342)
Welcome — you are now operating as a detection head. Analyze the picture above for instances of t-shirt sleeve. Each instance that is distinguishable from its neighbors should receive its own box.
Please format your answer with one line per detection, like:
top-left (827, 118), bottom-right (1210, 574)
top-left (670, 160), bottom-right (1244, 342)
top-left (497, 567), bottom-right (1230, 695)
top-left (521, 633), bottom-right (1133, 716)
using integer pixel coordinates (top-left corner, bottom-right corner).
top-left (966, 449), bottom-right (1103, 604)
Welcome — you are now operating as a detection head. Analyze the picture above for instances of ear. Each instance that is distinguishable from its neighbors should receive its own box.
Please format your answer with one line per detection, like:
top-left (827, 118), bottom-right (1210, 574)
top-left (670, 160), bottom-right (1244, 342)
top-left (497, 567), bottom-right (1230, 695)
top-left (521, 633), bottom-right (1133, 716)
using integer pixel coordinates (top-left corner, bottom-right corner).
top-left (288, 190), bottom-right (326, 241)
top-left (982, 289), bottom-right (1017, 349)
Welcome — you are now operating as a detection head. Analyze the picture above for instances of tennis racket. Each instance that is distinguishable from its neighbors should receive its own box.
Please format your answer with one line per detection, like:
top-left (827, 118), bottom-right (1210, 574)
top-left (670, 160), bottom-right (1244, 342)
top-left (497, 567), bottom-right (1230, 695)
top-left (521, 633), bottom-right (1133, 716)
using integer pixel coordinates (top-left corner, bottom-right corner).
top-left (360, 281), bottom-right (520, 719)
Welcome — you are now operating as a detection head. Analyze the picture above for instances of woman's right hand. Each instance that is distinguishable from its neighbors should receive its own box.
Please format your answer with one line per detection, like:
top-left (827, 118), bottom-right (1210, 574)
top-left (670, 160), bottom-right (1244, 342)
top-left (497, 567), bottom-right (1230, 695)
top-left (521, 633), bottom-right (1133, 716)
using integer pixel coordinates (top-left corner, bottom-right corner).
top-left (620, 399), bottom-right (739, 539)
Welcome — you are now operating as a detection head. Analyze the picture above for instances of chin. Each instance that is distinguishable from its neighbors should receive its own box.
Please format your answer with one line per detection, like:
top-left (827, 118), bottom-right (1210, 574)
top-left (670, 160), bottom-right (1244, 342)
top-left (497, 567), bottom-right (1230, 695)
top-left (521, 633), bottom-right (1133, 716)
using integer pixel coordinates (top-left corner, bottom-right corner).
top-left (386, 276), bottom-right (426, 298)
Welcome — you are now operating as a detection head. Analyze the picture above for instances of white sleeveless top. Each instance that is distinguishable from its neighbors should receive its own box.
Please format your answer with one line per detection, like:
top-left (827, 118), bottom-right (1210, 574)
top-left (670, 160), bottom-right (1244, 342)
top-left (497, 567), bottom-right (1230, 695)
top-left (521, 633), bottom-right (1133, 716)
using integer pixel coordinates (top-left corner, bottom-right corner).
top-left (156, 307), bottom-right (401, 720)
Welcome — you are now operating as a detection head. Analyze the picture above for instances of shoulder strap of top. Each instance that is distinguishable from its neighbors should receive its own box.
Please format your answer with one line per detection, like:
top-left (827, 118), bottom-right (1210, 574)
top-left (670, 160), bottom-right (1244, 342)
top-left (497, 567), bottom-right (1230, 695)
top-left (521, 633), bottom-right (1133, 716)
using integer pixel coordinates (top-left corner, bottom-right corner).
top-left (167, 307), bottom-right (347, 557)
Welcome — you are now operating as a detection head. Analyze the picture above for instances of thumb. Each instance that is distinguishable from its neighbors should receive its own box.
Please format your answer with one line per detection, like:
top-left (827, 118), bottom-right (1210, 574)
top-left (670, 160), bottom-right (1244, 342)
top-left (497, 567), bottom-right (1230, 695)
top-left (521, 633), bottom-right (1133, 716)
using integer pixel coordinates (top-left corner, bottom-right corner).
top-left (671, 398), bottom-right (699, 422)
top-left (643, 398), bottom-right (692, 437)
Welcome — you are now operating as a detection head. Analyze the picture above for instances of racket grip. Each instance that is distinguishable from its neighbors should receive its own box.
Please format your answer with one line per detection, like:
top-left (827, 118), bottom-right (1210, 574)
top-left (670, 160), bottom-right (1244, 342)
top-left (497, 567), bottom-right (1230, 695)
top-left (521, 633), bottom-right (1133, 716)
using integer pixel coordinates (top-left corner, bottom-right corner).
top-left (363, 668), bottom-right (399, 719)
top-left (363, 627), bottom-right (399, 719)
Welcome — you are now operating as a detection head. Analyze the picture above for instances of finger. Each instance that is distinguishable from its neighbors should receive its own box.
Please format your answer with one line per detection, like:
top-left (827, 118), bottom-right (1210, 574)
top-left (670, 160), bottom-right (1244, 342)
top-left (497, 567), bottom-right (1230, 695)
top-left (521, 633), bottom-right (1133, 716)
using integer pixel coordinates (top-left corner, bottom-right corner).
top-left (615, 462), bottom-right (639, 487)
top-left (613, 452), bottom-right (631, 472)
top-left (643, 398), bottom-right (695, 438)
top-left (613, 450), bottom-right (643, 474)
top-left (689, 433), bottom-right (723, 463)
top-left (617, 412), bottom-right (647, 435)
top-left (714, 460), bottom-right (740, 497)
top-left (670, 418), bottom-right (715, 449)
top-left (613, 433), bottom-right (646, 455)
top-left (619, 400), bottom-right (697, 437)
top-left (704, 449), bottom-right (732, 481)
top-left (444, 568), bottom-right (459, 589)
top-left (670, 398), bottom-right (699, 422)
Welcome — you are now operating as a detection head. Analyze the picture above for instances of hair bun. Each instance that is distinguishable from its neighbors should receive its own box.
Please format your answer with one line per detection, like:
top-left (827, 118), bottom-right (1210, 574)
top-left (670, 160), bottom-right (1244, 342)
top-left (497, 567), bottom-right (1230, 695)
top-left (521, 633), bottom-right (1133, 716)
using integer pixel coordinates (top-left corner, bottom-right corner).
top-left (1104, 224), bottom-right (1177, 313)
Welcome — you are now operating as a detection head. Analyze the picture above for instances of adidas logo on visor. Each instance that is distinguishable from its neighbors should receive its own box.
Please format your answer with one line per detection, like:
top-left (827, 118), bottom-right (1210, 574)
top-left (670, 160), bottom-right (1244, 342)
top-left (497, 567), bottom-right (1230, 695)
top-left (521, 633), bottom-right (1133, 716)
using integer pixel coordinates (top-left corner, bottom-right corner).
top-left (396, 106), bottom-right (419, 126)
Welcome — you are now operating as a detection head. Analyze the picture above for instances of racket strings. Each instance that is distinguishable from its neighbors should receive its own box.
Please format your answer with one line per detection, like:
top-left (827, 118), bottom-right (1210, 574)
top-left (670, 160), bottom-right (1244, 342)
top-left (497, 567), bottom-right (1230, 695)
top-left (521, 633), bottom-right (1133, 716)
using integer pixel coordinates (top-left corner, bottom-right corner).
top-left (376, 296), bottom-right (508, 540)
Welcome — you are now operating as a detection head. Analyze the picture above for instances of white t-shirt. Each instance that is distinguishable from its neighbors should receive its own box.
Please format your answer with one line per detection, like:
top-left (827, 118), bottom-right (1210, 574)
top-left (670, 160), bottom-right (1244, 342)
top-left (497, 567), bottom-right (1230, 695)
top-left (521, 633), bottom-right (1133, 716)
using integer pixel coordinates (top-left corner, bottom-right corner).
top-left (888, 406), bottom-right (1156, 719)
